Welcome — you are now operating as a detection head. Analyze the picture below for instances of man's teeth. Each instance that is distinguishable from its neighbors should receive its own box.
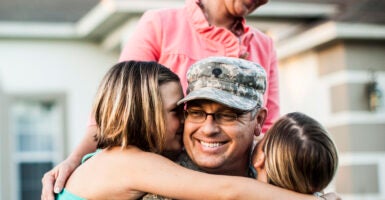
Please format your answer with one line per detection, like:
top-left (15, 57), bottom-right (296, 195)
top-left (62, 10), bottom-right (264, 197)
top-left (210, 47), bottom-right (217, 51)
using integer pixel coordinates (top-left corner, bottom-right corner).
top-left (200, 141), bottom-right (222, 148)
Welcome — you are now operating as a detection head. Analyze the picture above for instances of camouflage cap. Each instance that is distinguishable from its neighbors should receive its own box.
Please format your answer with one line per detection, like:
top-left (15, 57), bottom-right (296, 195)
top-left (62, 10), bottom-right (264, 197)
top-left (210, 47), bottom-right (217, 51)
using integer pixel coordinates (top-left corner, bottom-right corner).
top-left (177, 56), bottom-right (267, 111)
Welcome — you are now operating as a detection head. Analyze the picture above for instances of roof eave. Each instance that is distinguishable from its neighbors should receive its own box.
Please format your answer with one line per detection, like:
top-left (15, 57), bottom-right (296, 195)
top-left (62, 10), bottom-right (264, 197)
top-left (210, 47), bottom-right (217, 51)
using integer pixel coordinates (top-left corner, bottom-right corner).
top-left (277, 21), bottom-right (385, 60)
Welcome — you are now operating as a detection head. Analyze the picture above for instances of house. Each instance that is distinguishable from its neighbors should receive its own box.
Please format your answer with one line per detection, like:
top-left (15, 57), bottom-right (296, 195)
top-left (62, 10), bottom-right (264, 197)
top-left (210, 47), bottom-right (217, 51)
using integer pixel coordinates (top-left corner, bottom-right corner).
top-left (0, 0), bottom-right (384, 199)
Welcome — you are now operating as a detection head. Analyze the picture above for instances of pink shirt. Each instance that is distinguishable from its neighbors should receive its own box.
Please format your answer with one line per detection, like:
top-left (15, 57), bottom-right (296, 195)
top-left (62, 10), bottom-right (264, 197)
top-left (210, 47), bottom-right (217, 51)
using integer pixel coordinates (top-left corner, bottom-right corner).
top-left (119, 0), bottom-right (280, 132)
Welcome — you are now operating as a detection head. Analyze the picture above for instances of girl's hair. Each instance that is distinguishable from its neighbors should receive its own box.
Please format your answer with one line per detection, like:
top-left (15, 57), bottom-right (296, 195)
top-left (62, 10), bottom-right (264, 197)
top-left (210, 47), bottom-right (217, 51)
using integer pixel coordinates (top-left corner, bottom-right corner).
top-left (93, 61), bottom-right (180, 153)
top-left (263, 112), bottom-right (338, 194)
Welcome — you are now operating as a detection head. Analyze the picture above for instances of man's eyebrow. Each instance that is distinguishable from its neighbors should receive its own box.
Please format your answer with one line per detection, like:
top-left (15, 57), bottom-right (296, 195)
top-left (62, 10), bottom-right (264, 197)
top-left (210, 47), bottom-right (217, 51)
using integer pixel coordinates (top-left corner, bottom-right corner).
top-left (186, 104), bottom-right (243, 114)
top-left (187, 103), bottom-right (200, 107)
top-left (186, 99), bottom-right (212, 106)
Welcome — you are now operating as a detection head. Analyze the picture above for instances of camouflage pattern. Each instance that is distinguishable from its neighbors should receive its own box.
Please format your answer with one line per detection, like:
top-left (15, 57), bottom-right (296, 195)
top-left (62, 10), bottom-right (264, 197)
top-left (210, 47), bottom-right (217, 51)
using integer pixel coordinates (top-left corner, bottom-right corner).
top-left (139, 151), bottom-right (201, 200)
top-left (141, 194), bottom-right (172, 200)
top-left (177, 56), bottom-right (267, 111)
top-left (139, 151), bottom-right (256, 200)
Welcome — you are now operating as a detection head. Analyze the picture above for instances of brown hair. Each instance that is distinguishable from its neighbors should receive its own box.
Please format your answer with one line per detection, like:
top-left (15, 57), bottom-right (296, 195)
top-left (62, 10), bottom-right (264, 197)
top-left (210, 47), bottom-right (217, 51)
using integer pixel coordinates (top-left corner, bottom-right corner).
top-left (263, 112), bottom-right (338, 194)
top-left (93, 61), bottom-right (180, 153)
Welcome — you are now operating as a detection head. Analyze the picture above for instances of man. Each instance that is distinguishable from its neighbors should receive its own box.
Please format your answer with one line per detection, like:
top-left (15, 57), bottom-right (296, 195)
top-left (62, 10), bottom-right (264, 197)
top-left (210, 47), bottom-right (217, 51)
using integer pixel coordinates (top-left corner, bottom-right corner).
top-left (168, 57), bottom-right (339, 200)
top-left (177, 56), bottom-right (266, 177)
top-left (143, 57), bottom-right (338, 200)
top-left (141, 56), bottom-right (267, 199)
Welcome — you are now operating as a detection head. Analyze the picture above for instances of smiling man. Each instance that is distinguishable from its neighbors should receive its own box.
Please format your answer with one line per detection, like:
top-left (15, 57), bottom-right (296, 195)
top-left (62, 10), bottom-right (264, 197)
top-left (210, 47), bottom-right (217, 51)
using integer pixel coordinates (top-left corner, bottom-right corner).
top-left (177, 56), bottom-right (267, 177)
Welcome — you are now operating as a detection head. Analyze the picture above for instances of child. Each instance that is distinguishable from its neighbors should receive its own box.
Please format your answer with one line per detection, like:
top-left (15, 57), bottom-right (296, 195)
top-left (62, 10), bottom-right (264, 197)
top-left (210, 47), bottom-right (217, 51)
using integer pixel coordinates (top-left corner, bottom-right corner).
top-left (57, 60), bottom-right (184, 199)
top-left (253, 112), bottom-right (339, 196)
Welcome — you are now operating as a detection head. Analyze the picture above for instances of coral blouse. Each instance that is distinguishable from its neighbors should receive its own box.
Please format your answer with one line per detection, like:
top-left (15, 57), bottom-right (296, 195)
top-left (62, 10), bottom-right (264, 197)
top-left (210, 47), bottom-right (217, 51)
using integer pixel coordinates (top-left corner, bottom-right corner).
top-left (119, 0), bottom-right (280, 132)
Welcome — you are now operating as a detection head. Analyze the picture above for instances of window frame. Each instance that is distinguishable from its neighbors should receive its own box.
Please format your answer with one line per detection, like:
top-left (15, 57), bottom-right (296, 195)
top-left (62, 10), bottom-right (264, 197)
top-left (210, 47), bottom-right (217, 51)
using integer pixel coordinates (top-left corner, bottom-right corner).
top-left (3, 93), bottom-right (67, 200)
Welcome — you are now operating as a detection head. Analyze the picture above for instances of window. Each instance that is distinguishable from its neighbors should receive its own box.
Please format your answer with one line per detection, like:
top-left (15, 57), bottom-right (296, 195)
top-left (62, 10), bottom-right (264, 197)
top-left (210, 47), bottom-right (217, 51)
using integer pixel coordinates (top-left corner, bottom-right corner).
top-left (9, 98), bottom-right (64, 200)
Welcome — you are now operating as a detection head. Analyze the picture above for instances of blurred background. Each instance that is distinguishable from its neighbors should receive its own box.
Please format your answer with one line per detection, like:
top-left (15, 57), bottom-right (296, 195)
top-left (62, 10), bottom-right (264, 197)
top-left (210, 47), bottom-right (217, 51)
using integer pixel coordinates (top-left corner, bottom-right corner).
top-left (0, 0), bottom-right (384, 199)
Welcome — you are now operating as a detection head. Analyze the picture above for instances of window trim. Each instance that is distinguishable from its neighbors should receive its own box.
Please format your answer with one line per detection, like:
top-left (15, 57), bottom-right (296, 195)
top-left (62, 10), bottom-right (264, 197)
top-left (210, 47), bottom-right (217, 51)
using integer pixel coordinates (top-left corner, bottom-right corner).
top-left (3, 93), bottom-right (67, 200)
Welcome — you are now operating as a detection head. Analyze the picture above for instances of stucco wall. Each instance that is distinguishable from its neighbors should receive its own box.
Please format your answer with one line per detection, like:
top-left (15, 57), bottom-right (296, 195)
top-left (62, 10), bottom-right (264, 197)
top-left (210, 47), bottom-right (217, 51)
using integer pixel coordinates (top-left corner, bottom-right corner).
top-left (0, 39), bottom-right (118, 152)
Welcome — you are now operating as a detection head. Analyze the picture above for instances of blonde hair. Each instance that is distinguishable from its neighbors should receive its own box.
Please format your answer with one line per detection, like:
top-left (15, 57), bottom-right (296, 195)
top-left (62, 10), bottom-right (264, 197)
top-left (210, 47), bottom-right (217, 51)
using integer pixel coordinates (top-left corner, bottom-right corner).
top-left (263, 112), bottom-right (338, 194)
top-left (93, 61), bottom-right (180, 153)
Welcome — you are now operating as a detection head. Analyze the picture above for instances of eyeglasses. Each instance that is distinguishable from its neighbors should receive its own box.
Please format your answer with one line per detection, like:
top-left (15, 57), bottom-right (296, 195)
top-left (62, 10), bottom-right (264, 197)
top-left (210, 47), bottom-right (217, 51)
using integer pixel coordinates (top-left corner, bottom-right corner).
top-left (184, 109), bottom-right (242, 125)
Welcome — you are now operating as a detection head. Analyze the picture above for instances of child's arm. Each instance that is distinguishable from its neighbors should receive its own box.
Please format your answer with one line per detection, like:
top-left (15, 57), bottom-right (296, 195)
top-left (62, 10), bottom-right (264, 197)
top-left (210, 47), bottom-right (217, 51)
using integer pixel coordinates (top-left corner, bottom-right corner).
top-left (127, 151), bottom-right (319, 200)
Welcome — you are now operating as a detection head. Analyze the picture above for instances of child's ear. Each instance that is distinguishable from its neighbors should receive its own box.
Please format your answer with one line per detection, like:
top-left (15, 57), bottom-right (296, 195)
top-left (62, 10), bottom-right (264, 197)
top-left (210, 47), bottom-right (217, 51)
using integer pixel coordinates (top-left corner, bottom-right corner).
top-left (254, 152), bottom-right (268, 183)
top-left (253, 151), bottom-right (265, 170)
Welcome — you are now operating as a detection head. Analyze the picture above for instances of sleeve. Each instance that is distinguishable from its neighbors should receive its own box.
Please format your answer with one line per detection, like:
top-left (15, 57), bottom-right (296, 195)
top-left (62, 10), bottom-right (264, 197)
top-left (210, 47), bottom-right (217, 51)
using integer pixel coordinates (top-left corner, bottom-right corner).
top-left (262, 41), bottom-right (280, 133)
top-left (119, 10), bottom-right (163, 62)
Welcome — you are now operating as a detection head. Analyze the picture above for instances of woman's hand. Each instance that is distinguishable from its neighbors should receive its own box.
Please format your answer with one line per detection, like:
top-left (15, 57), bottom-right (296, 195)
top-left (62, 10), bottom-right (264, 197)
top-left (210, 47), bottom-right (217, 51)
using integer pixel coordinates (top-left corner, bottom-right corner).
top-left (41, 158), bottom-right (80, 200)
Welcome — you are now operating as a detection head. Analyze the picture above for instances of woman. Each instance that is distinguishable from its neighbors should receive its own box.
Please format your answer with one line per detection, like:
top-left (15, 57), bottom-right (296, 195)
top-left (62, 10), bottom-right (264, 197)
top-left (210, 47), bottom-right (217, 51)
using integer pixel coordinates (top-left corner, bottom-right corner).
top-left (55, 61), bottom-right (322, 200)
top-left (119, 0), bottom-right (279, 133)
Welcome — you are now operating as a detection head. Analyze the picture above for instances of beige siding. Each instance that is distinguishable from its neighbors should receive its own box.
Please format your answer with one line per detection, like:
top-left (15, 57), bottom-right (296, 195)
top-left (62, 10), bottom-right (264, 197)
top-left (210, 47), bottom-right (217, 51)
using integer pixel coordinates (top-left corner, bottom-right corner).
top-left (336, 164), bottom-right (379, 194)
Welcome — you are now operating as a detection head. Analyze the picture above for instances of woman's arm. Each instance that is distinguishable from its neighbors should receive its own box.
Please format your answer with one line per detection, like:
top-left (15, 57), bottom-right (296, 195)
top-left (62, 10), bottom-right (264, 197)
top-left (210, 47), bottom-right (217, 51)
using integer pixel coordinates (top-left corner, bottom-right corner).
top-left (41, 124), bottom-right (98, 200)
top-left (119, 10), bottom-right (162, 62)
top-left (127, 151), bottom-right (318, 200)
top-left (262, 39), bottom-right (280, 134)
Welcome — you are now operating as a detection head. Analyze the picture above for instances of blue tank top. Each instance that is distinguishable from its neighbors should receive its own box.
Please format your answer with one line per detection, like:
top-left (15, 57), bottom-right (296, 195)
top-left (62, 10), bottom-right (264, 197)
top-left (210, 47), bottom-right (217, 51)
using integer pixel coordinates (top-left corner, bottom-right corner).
top-left (56, 150), bottom-right (101, 200)
top-left (56, 188), bottom-right (85, 200)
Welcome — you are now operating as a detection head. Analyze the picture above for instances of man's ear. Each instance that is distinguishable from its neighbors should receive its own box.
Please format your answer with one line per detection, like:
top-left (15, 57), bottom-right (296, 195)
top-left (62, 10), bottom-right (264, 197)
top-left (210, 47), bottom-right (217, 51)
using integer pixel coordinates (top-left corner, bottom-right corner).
top-left (254, 124), bottom-right (262, 137)
top-left (254, 108), bottom-right (267, 136)
top-left (256, 108), bottom-right (267, 125)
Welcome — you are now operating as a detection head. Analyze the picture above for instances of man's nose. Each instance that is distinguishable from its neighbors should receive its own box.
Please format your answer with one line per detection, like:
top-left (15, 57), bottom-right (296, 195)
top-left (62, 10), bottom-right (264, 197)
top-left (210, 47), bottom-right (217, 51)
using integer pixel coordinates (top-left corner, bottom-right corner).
top-left (200, 115), bottom-right (220, 135)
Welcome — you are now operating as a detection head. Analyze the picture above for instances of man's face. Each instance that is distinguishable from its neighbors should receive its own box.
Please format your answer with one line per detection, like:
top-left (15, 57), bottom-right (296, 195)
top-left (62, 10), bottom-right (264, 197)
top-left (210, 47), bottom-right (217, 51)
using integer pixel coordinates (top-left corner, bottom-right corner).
top-left (183, 100), bottom-right (262, 176)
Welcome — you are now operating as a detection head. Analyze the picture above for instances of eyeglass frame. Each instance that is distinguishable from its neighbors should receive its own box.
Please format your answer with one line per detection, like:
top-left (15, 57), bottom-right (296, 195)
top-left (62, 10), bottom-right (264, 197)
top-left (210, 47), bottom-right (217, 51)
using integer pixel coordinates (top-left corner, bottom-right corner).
top-left (183, 107), bottom-right (259, 125)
